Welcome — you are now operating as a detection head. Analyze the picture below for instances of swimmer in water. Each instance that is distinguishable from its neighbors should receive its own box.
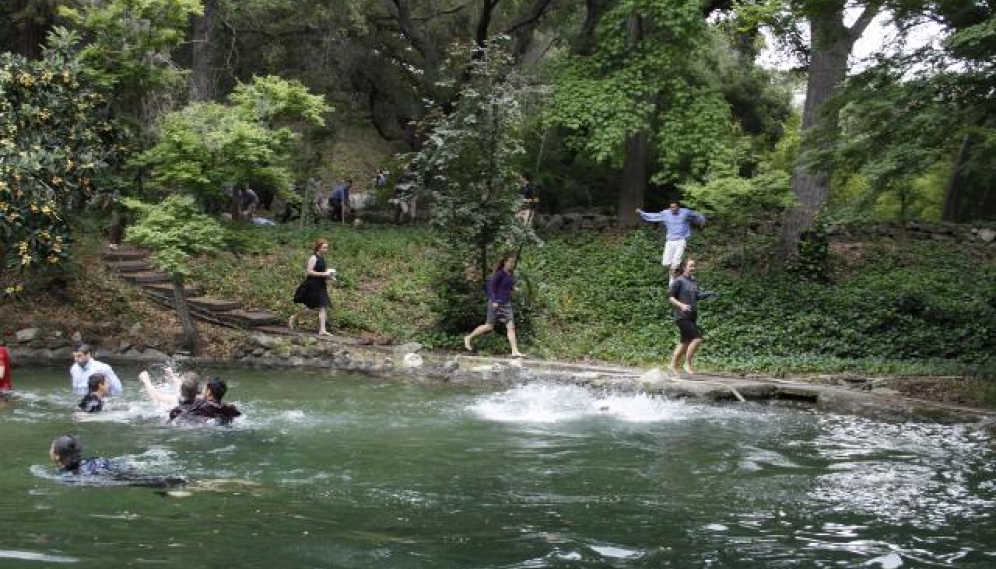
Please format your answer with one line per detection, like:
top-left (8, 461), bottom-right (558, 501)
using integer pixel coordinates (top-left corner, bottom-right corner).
top-left (48, 433), bottom-right (186, 487)
top-left (76, 373), bottom-right (109, 414)
top-left (50, 433), bottom-right (113, 476)
top-left (170, 378), bottom-right (242, 426)
top-left (140, 370), bottom-right (200, 407)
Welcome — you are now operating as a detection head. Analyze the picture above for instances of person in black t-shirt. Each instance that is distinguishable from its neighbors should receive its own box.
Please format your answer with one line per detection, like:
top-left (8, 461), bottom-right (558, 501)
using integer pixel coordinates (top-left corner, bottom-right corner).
top-left (76, 373), bottom-right (109, 413)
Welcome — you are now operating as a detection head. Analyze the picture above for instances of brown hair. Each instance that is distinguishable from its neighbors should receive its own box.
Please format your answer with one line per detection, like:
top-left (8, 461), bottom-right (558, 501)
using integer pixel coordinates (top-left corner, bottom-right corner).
top-left (312, 238), bottom-right (328, 253)
top-left (493, 252), bottom-right (516, 275)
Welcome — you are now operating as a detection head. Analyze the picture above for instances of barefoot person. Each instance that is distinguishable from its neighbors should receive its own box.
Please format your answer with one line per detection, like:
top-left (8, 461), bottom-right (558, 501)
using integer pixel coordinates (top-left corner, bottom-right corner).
top-left (636, 201), bottom-right (706, 285)
top-left (463, 252), bottom-right (525, 358)
top-left (667, 259), bottom-right (718, 377)
top-left (290, 238), bottom-right (336, 337)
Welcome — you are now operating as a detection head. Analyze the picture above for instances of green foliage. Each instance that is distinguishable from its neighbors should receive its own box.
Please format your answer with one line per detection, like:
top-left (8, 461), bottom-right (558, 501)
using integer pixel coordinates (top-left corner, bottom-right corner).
top-left (0, 28), bottom-right (120, 295)
top-left (123, 194), bottom-right (226, 277)
top-left (413, 40), bottom-right (532, 333)
top-left (58, 0), bottom-right (201, 108)
top-left (548, 0), bottom-right (738, 183)
top-left (134, 75), bottom-right (332, 210)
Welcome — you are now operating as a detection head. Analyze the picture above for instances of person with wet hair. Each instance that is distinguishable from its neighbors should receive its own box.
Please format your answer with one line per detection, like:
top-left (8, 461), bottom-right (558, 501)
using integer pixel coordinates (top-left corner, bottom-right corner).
top-left (70, 343), bottom-right (123, 396)
top-left (48, 433), bottom-right (187, 487)
top-left (170, 377), bottom-right (242, 426)
top-left (77, 373), bottom-right (109, 413)
top-left (50, 434), bottom-right (112, 476)
top-left (139, 370), bottom-right (200, 406)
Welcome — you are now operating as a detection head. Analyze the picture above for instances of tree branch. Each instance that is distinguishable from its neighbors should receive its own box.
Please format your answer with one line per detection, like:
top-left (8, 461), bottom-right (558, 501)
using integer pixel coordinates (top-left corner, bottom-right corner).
top-left (848, 1), bottom-right (884, 44)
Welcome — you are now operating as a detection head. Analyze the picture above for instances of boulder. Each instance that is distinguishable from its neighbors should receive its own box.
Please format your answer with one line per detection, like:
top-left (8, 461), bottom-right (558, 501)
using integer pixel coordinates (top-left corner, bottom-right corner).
top-left (402, 353), bottom-right (424, 368)
top-left (393, 342), bottom-right (423, 355)
top-left (15, 328), bottom-right (39, 343)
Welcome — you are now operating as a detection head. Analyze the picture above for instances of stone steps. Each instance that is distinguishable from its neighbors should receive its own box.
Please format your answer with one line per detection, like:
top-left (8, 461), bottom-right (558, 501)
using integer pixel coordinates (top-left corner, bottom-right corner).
top-left (103, 244), bottom-right (288, 333)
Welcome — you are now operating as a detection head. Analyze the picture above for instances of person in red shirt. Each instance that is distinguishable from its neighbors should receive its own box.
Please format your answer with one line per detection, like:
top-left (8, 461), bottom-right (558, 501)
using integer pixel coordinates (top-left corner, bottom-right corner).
top-left (0, 345), bottom-right (12, 392)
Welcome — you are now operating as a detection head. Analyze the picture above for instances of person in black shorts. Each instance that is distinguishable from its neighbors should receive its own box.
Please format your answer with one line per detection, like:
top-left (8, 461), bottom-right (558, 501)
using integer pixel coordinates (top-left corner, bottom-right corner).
top-left (667, 258), bottom-right (718, 377)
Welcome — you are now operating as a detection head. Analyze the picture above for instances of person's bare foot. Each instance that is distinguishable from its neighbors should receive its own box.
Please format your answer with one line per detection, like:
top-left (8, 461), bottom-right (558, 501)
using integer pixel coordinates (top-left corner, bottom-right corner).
top-left (666, 366), bottom-right (679, 378)
top-left (463, 336), bottom-right (474, 352)
top-left (510, 352), bottom-right (526, 358)
top-left (683, 365), bottom-right (695, 376)
top-left (318, 331), bottom-right (332, 337)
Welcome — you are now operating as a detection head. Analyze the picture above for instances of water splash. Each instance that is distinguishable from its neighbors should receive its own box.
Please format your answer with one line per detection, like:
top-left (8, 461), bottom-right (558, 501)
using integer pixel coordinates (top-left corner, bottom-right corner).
top-left (469, 383), bottom-right (692, 424)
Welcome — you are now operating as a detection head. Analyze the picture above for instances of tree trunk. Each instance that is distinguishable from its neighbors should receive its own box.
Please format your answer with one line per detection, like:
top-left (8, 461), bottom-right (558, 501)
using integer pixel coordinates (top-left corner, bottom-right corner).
top-left (942, 134), bottom-right (973, 222)
top-left (779, 2), bottom-right (881, 257)
top-left (616, 12), bottom-right (648, 227)
top-left (172, 276), bottom-right (201, 355)
top-left (618, 132), bottom-right (649, 227)
top-left (190, 0), bottom-right (219, 102)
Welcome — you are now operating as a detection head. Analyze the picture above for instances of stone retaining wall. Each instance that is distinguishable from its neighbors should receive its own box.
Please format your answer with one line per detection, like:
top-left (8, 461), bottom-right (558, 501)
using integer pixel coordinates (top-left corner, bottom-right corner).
top-left (8, 331), bottom-right (995, 427)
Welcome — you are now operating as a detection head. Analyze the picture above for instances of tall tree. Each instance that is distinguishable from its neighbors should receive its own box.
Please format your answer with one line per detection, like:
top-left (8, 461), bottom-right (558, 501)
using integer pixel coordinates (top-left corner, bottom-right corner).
top-left (788, 0), bottom-right (881, 252)
top-left (548, 0), bottom-right (736, 224)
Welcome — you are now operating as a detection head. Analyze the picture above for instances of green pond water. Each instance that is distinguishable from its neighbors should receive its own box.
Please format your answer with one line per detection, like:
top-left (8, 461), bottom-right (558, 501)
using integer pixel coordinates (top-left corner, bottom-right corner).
top-left (1, 366), bottom-right (994, 568)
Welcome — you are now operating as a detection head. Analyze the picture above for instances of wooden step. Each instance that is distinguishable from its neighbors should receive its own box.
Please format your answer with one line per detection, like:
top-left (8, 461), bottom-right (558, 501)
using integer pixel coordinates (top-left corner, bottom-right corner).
top-left (102, 248), bottom-right (148, 262)
top-left (142, 282), bottom-right (204, 297)
top-left (121, 271), bottom-right (171, 284)
top-left (106, 260), bottom-right (151, 273)
top-left (187, 297), bottom-right (242, 312)
top-left (220, 310), bottom-right (282, 328)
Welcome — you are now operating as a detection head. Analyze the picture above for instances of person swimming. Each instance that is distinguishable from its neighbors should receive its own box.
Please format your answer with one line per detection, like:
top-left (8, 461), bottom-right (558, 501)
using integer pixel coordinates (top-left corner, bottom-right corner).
top-left (76, 373), bottom-right (109, 413)
top-left (48, 433), bottom-right (186, 488)
top-left (169, 378), bottom-right (242, 426)
top-left (50, 433), bottom-right (113, 476)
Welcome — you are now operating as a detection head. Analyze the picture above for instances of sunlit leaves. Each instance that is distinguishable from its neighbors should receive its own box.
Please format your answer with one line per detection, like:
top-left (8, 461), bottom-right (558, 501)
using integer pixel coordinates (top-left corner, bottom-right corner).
top-left (0, 29), bottom-right (119, 295)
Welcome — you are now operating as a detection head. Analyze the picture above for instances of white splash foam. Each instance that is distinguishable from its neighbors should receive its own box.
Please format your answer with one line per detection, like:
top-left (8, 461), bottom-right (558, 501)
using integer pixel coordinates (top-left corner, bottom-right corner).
top-left (468, 384), bottom-right (689, 424)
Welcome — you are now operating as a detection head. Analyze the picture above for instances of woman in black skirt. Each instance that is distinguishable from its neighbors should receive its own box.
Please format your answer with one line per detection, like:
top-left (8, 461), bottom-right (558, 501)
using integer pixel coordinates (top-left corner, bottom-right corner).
top-left (290, 238), bottom-right (336, 336)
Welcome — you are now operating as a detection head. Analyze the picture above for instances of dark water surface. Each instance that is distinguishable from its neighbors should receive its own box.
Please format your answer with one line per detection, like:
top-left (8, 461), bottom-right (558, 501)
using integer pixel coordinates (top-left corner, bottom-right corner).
top-left (1, 367), bottom-right (994, 568)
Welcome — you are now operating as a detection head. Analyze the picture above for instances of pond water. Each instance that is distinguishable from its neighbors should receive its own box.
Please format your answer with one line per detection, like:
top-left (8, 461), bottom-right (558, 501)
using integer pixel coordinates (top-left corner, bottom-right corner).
top-left (1, 366), bottom-right (994, 568)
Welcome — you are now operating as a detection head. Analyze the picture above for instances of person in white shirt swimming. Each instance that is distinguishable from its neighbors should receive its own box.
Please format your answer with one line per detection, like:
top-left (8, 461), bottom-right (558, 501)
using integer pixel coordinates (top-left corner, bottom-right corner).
top-left (69, 344), bottom-right (122, 396)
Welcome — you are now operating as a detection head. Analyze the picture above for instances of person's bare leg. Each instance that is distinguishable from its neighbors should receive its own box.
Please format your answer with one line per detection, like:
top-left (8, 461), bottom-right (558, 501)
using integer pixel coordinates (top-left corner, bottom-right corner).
top-left (507, 322), bottom-right (524, 357)
top-left (464, 324), bottom-right (493, 350)
top-left (669, 342), bottom-right (687, 376)
top-left (318, 307), bottom-right (330, 336)
top-left (683, 338), bottom-right (702, 375)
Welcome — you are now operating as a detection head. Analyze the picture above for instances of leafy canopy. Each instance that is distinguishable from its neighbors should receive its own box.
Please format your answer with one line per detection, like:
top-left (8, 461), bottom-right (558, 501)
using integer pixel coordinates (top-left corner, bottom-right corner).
top-left (123, 194), bottom-right (226, 278)
top-left (134, 75), bottom-right (331, 208)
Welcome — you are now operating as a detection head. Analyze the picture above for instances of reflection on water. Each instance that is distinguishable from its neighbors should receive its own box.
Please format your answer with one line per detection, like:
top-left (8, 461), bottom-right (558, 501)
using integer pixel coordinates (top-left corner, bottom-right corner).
top-left (1, 369), bottom-right (994, 568)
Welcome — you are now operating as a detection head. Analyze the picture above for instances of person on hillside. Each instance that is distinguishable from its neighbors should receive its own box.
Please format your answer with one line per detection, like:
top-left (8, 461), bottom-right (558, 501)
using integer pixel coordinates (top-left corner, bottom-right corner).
top-left (374, 169), bottom-right (388, 188)
top-left (0, 344), bottom-right (12, 393)
top-left (77, 373), bottom-right (109, 414)
top-left (241, 187), bottom-right (260, 218)
top-left (667, 258), bottom-right (719, 377)
top-left (463, 252), bottom-right (526, 358)
top-left (169, 378), bottom-right (242, 426)
top-left (70, 344), bottom-right (123, 397)
top-left (290, 238), bottom-right (336, 336)
top-left (328, 180), bottom-right (352, 222)
top-left (515, 171), bottom-right (539, 226)
top-left (636, 201), bottom-right (706, 285)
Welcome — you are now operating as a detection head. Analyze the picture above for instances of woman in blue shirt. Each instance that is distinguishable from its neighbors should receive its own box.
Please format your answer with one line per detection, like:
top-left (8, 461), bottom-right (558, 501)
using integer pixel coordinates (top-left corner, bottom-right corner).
top-left (463, 252), bottom-right (526, 358)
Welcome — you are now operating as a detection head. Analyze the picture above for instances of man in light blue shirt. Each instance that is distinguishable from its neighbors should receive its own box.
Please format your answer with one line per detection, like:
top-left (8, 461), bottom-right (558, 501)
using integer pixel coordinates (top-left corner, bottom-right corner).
top-left (636, 201), bottom-right (706, 283)
top-left (70, 344), bottom-right (123, 396)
